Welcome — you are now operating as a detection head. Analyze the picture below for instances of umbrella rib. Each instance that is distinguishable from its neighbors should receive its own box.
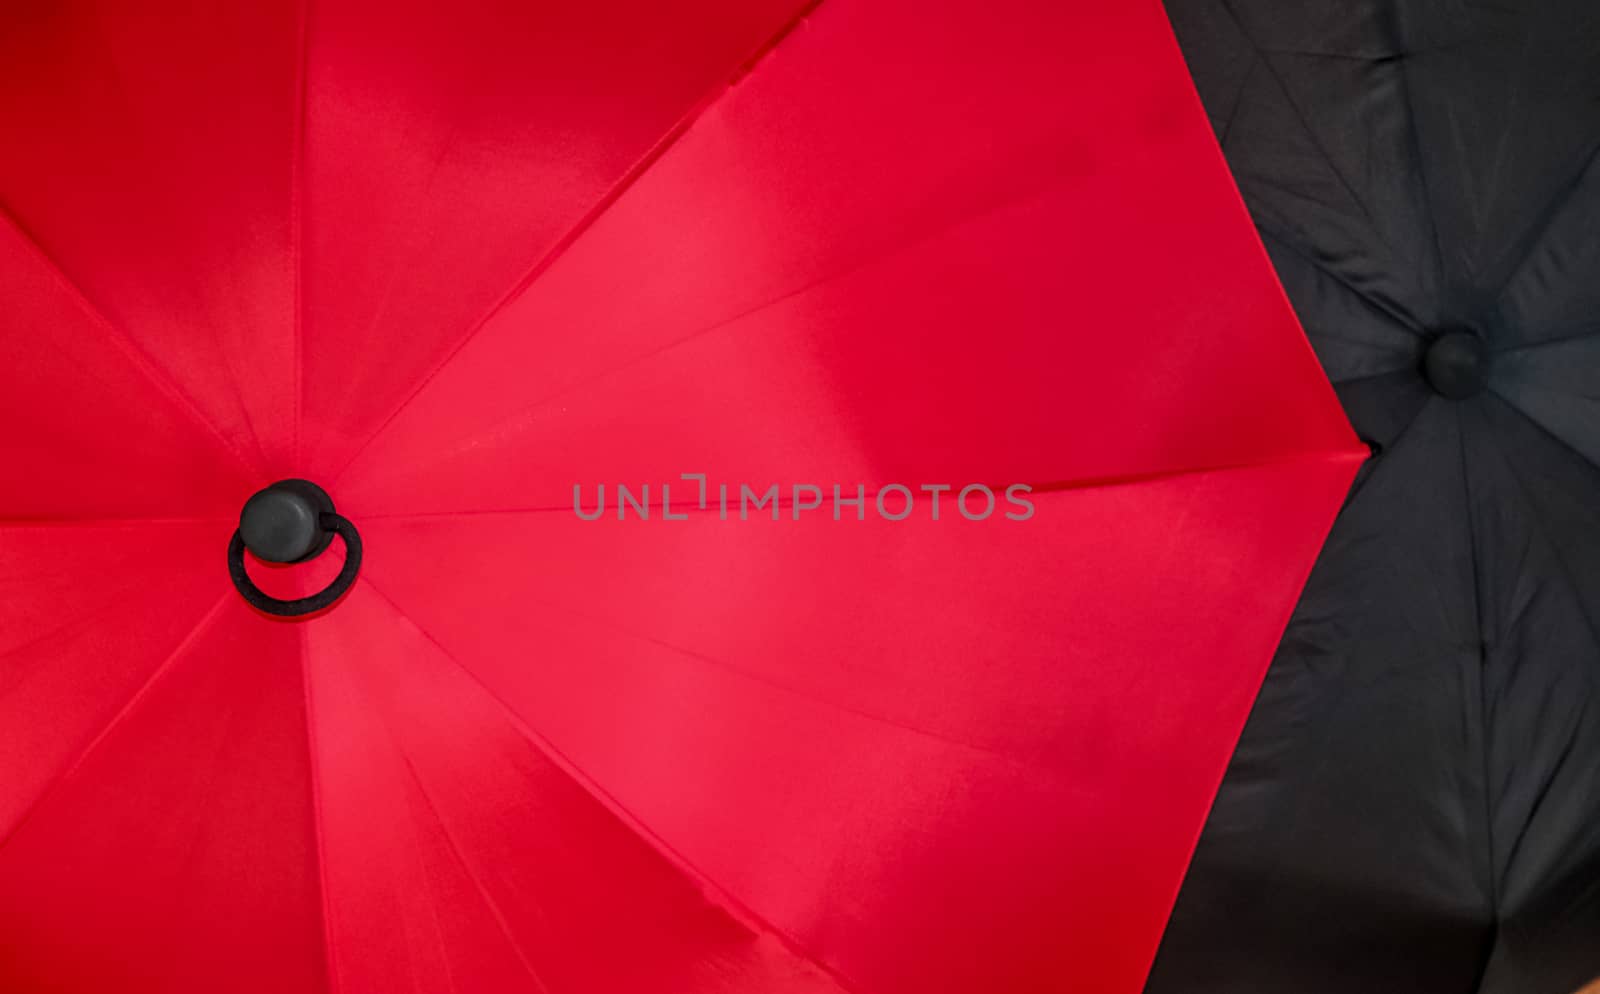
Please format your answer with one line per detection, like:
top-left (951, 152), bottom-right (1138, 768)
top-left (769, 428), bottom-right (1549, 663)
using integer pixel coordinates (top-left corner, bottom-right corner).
top-left (0, 560), bottom-right (206, 677)
top-left (1456, 404), bottom-right (1501, 918)
top-left (388, 745), bottom-right (556, 994)
top-left (1470, 405), bottom-right (1600, 929)
top-left (1259, 227), bottom-right (1425, 336)
top-left (358, 576), bottom-right (871, 994)
top-left (1262, 65), bottom-right (1386, 251)
top-left (1217, 0), bottom-right (1391, 253)
top-left (1391, 9), bottom-right (1452, 300)
top-left (358, 505), bottom-right (574, 520)
top-left (1215, 53), bottom-right (1260, 151)
top-left (322, 0), bottom-right (824, 487)
top-left (547, 596), bottom-right (1055, 771)
top-left (1252, 48), bottom-right (1405, 63)
top-left (1492, 693), bottom-right (1592, 909)
top-left (0, 590), bottom-right (230, 854)
top-left (297, 622), bottom-right (343, 994)
top-left (290, 0), bottom-right (312, 467)
top-left (1494, 324), bottom-right (1599, 353)
top-left (1017, 448), bottom-right (1367, 498)
top-left (1488, 136), bottom-right (1600, 304)
top-left (350, 448), bottom-right (1366, 521)
top-left (1305, 325), bottom-right (1416, 350)
top-left (0, 515), bottom-right (231, 528)
top-left (1487, 385), bottom-right (1600, 475)
top-left (0, 204), bottom-right (262, 481)
top-left (1331, 367), bottom-right (1422, 389)
top-left (1478, 394), bottom-right (1600, 640)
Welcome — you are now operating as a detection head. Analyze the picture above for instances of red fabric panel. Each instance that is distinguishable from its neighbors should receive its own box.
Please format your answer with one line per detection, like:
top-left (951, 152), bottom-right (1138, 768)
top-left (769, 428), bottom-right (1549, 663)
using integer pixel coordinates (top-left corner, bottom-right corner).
top-left (0, 3), bottom-right (301, 472)
top-left (0, 599), bottom-right (328, 994)
top-left (0, 218), bottom-right (253, 518)
top-left (361, 455), bottom-right (1360, 994)
top-left (296, 0), bottom-right (814, 476)
top-left (305, 583), bottom-right (846, 993)
top-left (335, 0), bottom-right (1354, 512)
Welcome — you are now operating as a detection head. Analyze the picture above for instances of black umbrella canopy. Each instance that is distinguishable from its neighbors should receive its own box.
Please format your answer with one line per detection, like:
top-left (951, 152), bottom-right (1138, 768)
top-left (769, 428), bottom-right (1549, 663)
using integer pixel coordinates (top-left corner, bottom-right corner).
top-left (1152, 2), bottom-right (1600, 992)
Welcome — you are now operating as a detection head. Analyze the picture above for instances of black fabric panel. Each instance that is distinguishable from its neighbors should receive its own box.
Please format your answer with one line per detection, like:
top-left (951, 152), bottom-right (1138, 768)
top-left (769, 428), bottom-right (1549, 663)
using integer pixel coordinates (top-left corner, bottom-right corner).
top-left (1152, 2), bottom-right (1600, 991)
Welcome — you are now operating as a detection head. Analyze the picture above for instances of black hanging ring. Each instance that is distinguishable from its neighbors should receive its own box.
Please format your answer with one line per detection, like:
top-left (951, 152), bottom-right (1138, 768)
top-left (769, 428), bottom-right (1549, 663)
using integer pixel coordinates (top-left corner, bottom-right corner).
top-left (228, 511), bottom-right (362, 617)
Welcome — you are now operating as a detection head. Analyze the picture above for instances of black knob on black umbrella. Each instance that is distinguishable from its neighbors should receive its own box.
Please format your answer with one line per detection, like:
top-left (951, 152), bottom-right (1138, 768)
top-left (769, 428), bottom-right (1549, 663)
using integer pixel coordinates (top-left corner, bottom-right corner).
top-left (1422, 331), bottom-right (1489, 400)
top-left (229, 479), bottom-right (362, 617)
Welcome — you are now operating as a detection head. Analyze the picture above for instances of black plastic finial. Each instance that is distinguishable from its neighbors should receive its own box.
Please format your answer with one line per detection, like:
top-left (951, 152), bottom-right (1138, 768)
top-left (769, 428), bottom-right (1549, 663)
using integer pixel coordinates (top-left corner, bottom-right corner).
top-left (229, 479), bottom-right (361, 617)
top-left (238, 479), bottom-right (335, 563)
top-left (1422, 331), bottom-right (1489, 400)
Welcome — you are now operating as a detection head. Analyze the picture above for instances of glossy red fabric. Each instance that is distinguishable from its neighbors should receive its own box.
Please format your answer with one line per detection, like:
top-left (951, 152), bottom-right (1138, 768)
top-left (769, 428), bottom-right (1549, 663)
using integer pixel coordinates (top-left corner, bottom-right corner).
top-left (0, 2), bottom-right (1362, 993)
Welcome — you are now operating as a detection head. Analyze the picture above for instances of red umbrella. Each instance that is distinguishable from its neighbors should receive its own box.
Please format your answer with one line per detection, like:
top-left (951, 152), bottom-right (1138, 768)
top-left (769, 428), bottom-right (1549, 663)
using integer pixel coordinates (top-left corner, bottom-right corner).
top-left (0, 2), bottom-right (1362, 992)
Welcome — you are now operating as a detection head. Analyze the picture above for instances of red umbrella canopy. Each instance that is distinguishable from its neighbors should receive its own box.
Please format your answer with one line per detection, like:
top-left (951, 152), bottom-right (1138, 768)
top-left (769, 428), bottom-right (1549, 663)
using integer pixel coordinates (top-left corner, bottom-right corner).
top-left (0, 2), bottom-right (1362, 993)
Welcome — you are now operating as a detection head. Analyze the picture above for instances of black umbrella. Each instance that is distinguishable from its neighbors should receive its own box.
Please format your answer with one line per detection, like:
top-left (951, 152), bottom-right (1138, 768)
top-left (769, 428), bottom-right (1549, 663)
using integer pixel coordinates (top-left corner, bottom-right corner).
top-left (1150, 2), bottom-right (1600, 992)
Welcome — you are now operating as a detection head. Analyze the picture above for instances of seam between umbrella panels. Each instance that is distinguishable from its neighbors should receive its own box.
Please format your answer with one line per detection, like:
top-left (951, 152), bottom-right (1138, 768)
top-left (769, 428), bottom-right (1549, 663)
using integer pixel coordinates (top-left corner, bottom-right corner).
top-left (1495, 324), bottom-right (1600, 353)
top-left (1217, 0), bottom-right (1388, 254)
top-left (348, 446), bottom-right (1371, 521)
top-left (322, 0), bottom-right (824, 488)
top-left (298, 623), bottom-right (343, 994)
top-left (1488, 134), bottom-right (1600, 305)
top-left (1258, 227), bottom-right (1425, 338)
top-left (1478, 394), bottom-right (1600, 692)
top-left (0, 205), bottom-right (262, 482)
top-left (290, 0), bottom-right (311, 469)
top-left (0, 558), bottom-right (219, 680)
top-left (0, 516), bottom-right (232, 528)
top-left (1489, 383), bottom-right (1600, 476)
top-left (356, 575), bottom-right (872, 994)
top-left (388, 743), bottom-right (555, 994)
top-left (1455, 405), bottom-right (1501, 932)
top-left (1017, 445), bottom-right (1368, 497)
top-left (1390, 4), bottom-right (1451, 309)
top-left (0, 591), bottom-right (231, 855)
top-left (1465, 402), bottom-right (1600, 994)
